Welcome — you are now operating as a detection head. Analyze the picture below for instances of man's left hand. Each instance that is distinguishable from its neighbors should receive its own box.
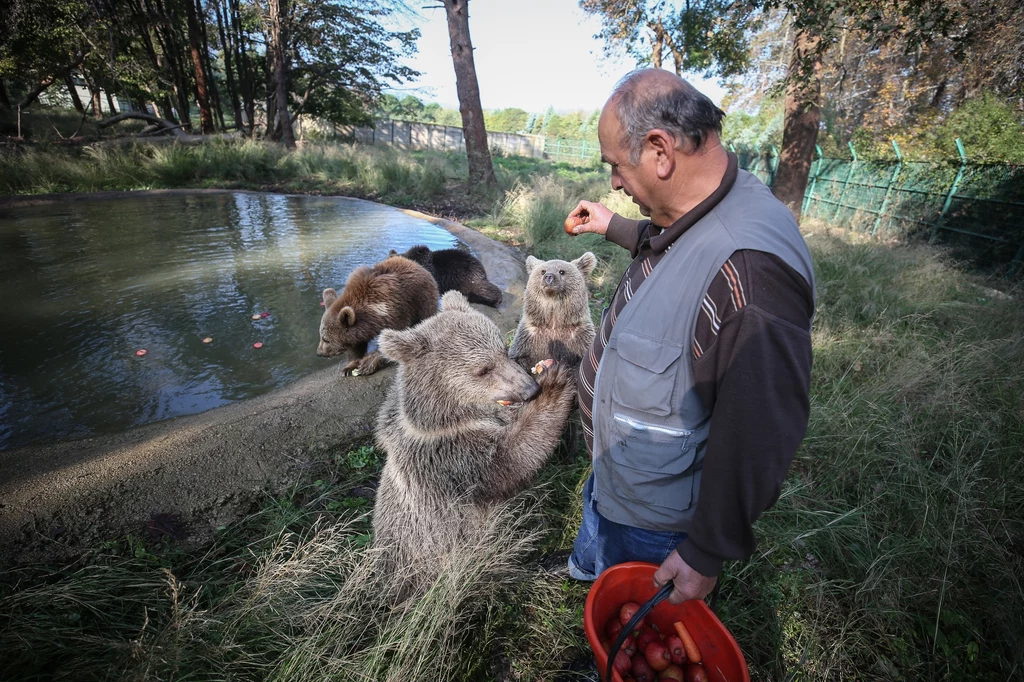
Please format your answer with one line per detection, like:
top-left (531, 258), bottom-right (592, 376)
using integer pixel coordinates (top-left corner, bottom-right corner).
top-left (653, 550), bottom-right (717, 604)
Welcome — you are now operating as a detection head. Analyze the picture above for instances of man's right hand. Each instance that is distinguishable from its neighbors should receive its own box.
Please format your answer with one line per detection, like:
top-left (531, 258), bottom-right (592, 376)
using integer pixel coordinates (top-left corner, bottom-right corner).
top-left (566, 200), bottom-right (613, 237)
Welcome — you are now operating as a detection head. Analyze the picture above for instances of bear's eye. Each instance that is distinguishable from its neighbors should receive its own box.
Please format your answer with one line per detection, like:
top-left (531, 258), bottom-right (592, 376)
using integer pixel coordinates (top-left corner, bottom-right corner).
top-left (475, 365), bottom-right (493, 377)
top-left (559, 270), bottom-right (565, 275)
top-left (322, 337), bottom-right (329, 344)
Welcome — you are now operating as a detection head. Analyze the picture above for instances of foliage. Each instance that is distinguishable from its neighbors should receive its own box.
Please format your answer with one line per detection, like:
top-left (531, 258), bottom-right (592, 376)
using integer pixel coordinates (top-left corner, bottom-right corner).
top-left (580, 0), bottom-right (753, 78)
top-left (288, 0), bottom-right (420, 127)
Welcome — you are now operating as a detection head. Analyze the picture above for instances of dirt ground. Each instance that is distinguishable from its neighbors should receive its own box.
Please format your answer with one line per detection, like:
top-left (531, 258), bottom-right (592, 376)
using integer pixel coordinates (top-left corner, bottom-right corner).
top-left (0, 193), bottom-right (526, 565)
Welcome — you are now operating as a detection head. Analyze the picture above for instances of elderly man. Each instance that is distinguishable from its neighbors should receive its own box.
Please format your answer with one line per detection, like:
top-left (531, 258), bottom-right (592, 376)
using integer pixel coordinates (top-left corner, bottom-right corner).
top-left (564, 69), bottom-right (815, 603)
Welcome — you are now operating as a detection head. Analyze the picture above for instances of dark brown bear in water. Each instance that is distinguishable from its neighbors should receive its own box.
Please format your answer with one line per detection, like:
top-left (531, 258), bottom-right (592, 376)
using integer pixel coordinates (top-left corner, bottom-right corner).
top-left (371, 291), bottom-right (576, 589)
top-left (317, 255), bottom-right (438, 376)
top-left (388, 244), bottom-right (503, 307)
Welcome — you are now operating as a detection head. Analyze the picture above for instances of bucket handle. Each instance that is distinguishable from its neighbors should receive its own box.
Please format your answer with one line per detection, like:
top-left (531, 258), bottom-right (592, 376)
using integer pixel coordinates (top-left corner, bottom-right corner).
top-left (605, 581), bottom-right (673, 682)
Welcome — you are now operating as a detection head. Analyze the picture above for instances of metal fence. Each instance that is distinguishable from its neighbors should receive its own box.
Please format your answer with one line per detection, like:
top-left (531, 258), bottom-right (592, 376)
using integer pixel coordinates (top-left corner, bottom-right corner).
top-left (543, 137), bottom-right (601, 164)
top-left (731, 140), bottom-right (1024, 275)
top-left (315, 118), bottom-right (546, 159)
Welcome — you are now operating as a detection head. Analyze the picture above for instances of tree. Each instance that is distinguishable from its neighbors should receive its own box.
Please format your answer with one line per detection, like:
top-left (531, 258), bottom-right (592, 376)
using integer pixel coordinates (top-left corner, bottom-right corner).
top-left (0, 0), bottom-right (89, 109)
top-left (441, 0), bottom-right (497, 190)
top-left (580, 0), bottom-right (753, 78)
top-left (748, 0), bottom-right (961, 219)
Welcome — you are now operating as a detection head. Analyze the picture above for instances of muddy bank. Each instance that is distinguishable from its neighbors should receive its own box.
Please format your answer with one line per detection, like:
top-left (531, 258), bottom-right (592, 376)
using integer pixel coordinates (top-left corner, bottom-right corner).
top-left (0, 194), bottom-right (526, 564)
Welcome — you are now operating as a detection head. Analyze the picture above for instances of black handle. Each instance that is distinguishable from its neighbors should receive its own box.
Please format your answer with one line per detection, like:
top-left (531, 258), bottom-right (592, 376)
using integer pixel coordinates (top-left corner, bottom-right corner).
top-left (604, 582), bottom-right (673, 682)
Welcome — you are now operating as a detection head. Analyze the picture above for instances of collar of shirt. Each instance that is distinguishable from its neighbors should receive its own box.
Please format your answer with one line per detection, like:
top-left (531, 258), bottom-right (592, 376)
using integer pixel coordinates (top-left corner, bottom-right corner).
top-left (640, 151), bottom-right (739, 254)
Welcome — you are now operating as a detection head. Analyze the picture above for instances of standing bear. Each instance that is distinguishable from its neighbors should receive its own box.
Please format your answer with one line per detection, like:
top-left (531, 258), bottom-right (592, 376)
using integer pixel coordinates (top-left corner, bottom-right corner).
top-left (317, 255), bottom-right (438, 376)
top-left (509, 252), bottom-right (597, 368)
top-left (371, 291), bottom-right (576, 587)
top-left (389, 244), bottom-right (503, 307)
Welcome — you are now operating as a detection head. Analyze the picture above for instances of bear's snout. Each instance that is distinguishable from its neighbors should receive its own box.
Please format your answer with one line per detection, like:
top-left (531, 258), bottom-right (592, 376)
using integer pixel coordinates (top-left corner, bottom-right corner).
top-left (542, 272), bottom-right (557, 287)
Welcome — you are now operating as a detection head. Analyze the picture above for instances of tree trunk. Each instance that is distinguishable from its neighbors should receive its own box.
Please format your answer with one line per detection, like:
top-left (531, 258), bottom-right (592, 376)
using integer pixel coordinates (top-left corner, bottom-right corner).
top-left (196, 0), bottom-right (226, 129)
top-left (150, 0), bottom-right (193, 131)
top-left (268, 0), bottom-right (295, 147)
top-left (772, 27), bottom-right (822, 221)
top-left (64, 75), bottom-right (86, 113)
top-left (83, 70), bottom-right (103, 118)
top-left (106, 90), bottom-right (117, 114)
top-left (16, 75), bottom-right (59, 109)
top-left (184, 0), bottom-right (215, 133)
top-left (214, 0), bottom-right (243, 129)
top-left (442, 0), bottom-right (496, 189)
top-left (0, 80), bottom-right (10, 110)
top-left (230, 0), bottom-right (254, 132)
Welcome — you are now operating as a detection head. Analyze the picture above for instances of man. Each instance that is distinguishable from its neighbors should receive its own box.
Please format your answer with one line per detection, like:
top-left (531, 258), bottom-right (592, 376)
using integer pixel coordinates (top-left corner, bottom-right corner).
top-left (564, 69), bottom-right (815, 603)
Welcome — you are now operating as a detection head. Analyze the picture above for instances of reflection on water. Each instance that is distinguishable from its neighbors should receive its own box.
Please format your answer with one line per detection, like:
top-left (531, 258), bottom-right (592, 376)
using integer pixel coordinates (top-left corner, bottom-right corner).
top-left (0, 192), bottom-right (459, 450)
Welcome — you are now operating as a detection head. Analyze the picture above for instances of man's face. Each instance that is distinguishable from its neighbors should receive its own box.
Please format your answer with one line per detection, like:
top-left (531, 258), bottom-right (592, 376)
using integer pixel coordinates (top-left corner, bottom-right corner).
top-left (598, 104), bottom-right (655, 217)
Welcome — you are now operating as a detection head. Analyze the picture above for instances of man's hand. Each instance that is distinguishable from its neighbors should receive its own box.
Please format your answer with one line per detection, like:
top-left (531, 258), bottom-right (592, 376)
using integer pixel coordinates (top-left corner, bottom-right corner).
top-left (565, 200), bottom-right (614, 237)
top-left (653, 550), bottom-right (717, 604)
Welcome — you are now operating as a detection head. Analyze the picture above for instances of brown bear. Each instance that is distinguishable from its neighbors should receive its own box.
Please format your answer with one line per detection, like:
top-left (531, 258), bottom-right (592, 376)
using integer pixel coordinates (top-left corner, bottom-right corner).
top-left (509, 252), bottom-right (597, 369)
top-left (317, 255), bottom-right (439, 376)
top-left (388, 244), bottom-right (503, 307)
top-left (371, 291), bottom-right (576, 587)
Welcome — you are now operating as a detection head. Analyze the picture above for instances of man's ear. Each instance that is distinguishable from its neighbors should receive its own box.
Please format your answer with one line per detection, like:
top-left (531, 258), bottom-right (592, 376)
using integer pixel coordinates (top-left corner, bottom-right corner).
top-left (525, 255), bottom-right (541, 273)
top-left (378, 327), bottom-right (429, 362)
top-left (338, 306), bottom-right (356, 327)
top-left (323, 288), bottom-right (338, 306)
top-left (572, 252), bottom-right (597, 278)
top-left (646, 128), bottom-right (677, 180)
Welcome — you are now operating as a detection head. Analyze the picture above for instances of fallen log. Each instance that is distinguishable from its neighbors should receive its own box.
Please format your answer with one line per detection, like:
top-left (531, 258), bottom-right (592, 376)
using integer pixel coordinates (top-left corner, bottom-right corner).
top-left (98, 112), bottom-right (187, 137)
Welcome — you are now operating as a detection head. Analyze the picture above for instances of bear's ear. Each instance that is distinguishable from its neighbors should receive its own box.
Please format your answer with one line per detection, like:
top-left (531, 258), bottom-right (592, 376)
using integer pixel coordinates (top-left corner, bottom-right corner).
top-left (572, 252), bottom-right (598, 278)
top-left (441, 290), bottom-right (471, 312)
top-left (525, 255), bottom-right (541, 273)
top-left (338, 306), bottom-right (356, 327)
top-left (322, 288), bottom-right (338, 306)
top-left (379, 327), bottom-right (429, 362)
top-left (388, 249), bottom-right (398, 257)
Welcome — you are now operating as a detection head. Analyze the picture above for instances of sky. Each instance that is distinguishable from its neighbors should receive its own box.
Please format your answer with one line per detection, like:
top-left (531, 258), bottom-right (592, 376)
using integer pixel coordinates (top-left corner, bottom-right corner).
top-left (386, 0), bottom-right (726, 114)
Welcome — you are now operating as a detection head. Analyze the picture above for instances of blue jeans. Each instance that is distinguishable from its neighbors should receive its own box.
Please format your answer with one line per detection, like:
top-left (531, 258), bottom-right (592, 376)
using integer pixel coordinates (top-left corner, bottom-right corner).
top-left (568, 472), bottom-right (687, 581)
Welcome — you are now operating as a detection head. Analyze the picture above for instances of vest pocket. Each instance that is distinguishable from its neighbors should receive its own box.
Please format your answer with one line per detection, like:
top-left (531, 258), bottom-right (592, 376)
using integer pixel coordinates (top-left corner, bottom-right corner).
top-left (611, 332), bottom-right (683, 416)
top-left (607, 413), bottom-right (697, 512)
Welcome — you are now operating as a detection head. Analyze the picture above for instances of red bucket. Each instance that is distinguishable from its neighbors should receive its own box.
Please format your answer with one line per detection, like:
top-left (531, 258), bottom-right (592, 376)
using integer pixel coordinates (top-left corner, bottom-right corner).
top-left (583, 562), bottom-right (750, 682)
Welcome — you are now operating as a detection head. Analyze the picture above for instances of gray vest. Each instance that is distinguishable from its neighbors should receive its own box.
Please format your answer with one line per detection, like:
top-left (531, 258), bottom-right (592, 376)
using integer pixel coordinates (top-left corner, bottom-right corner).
top-left (592, 169), bottom-right (816, 532)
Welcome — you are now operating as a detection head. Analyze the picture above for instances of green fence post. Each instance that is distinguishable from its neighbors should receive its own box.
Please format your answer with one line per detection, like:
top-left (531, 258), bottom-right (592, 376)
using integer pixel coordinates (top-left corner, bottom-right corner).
top-left (832, 142), bottom-right (857, 224)
top-left (769, 145), bottom-right (779, 186)
top-left (931, 137), bottom-right (968, 242)
top-left (728, 143), bottom-right (736, 153)
top-left (872, 139), bottom-right (903, 236)
top-left (749, 145), bottom-right (761, 178)
top-left (556, 138), bottom-right (562, 161)
top-left (802, 144), bottom-right (823, 217)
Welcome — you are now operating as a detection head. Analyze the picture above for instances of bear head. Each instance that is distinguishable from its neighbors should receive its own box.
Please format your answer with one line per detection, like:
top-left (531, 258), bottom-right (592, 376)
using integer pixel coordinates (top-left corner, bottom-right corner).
top-left (317, 267), bottom-right (381, 358)
top-left (378, 291), bottom-right (540, 413)
top-left (388, 245), bottom-right (432, 267)
top-left (524, 252), bottom-right (596, 300)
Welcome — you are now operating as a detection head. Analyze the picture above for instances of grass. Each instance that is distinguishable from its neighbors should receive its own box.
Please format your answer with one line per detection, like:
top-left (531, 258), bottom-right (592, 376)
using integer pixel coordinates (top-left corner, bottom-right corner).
top-left (1, 135), bottom-right (1023, 680)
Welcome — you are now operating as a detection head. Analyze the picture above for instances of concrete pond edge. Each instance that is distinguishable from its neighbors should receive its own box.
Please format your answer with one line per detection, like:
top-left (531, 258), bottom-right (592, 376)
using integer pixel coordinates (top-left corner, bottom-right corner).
top-left (0, 190), bottom-right (528, 565)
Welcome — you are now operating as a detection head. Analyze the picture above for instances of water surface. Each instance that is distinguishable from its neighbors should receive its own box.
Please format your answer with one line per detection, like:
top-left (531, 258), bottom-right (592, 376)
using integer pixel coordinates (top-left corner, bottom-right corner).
top-left (0, 192), bottom-right (459, 450)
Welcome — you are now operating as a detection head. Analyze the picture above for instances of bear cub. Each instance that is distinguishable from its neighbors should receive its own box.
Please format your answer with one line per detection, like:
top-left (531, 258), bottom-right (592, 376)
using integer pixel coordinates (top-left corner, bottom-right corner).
top-left (509, 252), bottom-right (597, 369)
top-left (389, 244), bottom-right (503, 307)
top-left (372, 291), bottom-right (576, 586)
top-left (317, 255), bottom-right (438, 376)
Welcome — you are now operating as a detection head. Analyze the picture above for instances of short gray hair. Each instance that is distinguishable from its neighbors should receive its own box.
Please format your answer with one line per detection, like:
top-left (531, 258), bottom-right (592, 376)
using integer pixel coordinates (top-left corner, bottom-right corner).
top-left (611, 70), bottom-right (726, 165)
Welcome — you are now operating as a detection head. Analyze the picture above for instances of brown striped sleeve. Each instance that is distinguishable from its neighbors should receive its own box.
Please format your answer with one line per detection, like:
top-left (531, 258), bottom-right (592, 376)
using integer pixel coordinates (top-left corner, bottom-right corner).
top-left (679, 249), bottom-right (815, 576)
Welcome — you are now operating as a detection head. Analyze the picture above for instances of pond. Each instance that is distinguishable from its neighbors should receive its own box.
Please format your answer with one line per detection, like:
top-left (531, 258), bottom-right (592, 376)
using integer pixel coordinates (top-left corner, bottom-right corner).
top-left (0, 192), bottom-right (460, 451)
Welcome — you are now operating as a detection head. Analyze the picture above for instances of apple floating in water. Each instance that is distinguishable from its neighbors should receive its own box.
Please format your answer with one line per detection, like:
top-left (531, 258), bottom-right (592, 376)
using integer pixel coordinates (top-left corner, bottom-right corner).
top-left (253, 342), bottom-right (264, 349)
top-left (135, 349), bottom-right (148, 357)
